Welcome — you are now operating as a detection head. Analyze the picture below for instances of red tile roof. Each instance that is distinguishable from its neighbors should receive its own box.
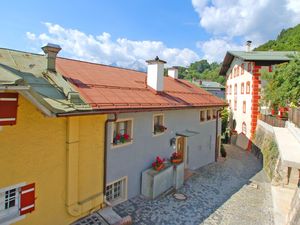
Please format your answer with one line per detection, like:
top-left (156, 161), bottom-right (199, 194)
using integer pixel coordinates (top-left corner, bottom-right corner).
top-left (56, 58), bottom-right (226, 111)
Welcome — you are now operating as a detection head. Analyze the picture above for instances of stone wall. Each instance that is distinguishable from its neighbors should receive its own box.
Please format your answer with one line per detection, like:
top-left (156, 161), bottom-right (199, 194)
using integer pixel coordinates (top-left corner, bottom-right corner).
top-left (253, 122), bottom-right (280, 180)
top-left (287, 186), bottom-right (300, 225)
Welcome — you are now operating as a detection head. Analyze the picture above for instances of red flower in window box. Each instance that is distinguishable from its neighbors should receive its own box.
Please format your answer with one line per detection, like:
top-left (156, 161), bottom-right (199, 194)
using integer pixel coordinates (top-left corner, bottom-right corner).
top-left (152, 156), bottom-right (165, 171)
top-left (123, 133), bottom-right (130, 140)
top-left (115, 134), bottom-right (121, 140)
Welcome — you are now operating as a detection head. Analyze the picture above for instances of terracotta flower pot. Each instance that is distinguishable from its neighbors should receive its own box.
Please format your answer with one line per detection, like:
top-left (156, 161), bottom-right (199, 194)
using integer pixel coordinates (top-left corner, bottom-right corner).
top-left (154, 164), bottom-right (165, 171)
top-left (171, 159), bottom-right (182, 164)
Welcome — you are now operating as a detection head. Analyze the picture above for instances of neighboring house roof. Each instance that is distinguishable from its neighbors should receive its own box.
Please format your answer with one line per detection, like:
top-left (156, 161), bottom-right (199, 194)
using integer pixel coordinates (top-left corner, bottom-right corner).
top-left (0, 48), bottom-right (90, 115)
top-left (200, 81), bottom-right (225, 90)
top-left (0, 47), bottom-right (226, 116)
top-left (219, 50), bottom-right (296, 75)
top-left (56, 58), bottom-right (226, 113)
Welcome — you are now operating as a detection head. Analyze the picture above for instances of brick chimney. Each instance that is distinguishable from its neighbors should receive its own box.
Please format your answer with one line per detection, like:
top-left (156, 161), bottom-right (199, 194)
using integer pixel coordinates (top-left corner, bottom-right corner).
top-left (168, 67), bottom-right (178, 79)
top-left (42, 43), bottom-right (62, 72)
top-left (146, 56), bottom-right (166, 92)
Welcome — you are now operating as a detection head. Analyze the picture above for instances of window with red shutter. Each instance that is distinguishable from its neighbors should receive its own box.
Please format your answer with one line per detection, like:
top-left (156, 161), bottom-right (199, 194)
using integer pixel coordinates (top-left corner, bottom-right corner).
top-left (0, 93), bottom-right (19, 126)
top-left (20, 183), bottom-right (35, 215)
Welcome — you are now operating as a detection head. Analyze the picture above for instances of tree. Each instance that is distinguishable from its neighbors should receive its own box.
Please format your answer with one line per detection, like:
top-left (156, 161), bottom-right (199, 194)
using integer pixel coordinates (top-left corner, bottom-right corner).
top-left (262, 54), bottom-right (300, 107)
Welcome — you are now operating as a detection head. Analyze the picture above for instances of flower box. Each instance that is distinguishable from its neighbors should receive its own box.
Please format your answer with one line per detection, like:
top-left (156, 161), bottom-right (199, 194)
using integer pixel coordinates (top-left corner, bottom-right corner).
top-left (171, 159), bottom-right (182, 164)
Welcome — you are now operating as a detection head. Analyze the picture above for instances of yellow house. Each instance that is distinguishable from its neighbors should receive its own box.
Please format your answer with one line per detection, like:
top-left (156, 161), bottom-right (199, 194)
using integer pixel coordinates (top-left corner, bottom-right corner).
top-left (0, 45), bottom-right (107, 225)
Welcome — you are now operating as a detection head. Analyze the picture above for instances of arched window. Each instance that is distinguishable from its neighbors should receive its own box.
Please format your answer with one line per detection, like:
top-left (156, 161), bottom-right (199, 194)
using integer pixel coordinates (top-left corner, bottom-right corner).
top-left (241, 82), bottom-right (245, 94)
top-left (242, 122), bottom-right (247, 134)
top-left (243, 101), bottom-right (246, 113)
top-left (234, 84), bottom-right (237, 95)
top-left (241, 63), bottom-right (244, 74)
top-left (246, 81), bottom-right (251, 94)
top-left (247, 62), bottom-right (251, 72)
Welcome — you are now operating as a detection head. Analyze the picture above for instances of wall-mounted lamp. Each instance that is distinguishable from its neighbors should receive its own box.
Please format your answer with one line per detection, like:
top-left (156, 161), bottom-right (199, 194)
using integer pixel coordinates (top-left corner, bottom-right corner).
top-left (170, 137), bottom-right (176, 149)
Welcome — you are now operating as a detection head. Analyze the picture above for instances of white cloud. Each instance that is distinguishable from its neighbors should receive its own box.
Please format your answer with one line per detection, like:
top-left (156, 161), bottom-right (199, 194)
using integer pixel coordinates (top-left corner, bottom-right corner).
top-left (26, 32), bottom-right (36, 41)
top-left (26, 23), bottom-right (199, 70)
top-left (192, 0), bottom-right (300, 61)
top-left (197, 38), bottom-right (244, 63)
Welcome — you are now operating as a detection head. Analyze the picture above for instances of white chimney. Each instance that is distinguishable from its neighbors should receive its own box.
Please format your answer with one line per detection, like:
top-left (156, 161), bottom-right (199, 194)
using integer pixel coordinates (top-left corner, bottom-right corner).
top-left (246, 40), bottom-right (252, 52)
top-left (42, 43), bottom-right (62, 72)
top-left (146, 56), bottom-right (166, 92)
top-left (168, 67), bottom-right (178, 79)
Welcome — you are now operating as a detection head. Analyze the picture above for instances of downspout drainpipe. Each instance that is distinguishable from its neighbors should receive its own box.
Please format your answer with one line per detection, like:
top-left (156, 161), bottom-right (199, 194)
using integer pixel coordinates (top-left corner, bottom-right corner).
top-left (215, 109), bottom-right (223, 162)
top-left (103, 113), bottom-right (118, 202)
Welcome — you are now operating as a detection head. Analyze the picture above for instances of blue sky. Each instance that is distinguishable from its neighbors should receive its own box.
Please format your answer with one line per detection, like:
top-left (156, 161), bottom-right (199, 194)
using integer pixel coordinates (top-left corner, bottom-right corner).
top-left (1, 0), bottom-right (300, 69)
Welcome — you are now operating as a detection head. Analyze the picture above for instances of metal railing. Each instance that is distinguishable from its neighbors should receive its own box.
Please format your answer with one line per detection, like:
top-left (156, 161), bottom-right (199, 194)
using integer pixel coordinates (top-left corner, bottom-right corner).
top-left (259, 114), bottom-right (286, 127)
top-left (289, 108), bottom-right (300, 128)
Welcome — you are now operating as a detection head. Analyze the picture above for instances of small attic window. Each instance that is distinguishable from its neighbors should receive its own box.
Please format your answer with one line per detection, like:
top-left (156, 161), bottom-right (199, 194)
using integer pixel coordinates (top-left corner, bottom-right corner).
top-left (29, 64), bottom-right (35, 69)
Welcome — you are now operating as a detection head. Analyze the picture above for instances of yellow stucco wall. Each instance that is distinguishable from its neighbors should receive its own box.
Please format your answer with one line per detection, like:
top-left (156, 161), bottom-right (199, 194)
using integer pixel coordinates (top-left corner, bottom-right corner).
top-left (0, 94), bottom-right (107, 225)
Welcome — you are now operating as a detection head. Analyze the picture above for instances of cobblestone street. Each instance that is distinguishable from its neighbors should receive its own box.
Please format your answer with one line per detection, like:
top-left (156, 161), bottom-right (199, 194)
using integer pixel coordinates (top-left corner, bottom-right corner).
top-left (114, 145), bottom-right (274, 225)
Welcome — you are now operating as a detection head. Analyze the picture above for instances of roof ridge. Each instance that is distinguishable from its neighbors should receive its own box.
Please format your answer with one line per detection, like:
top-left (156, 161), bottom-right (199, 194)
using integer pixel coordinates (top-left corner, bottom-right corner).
top-left (58, 56), bottom-right (147, 74)
top-left (0, 47), bottom-right (44, 57)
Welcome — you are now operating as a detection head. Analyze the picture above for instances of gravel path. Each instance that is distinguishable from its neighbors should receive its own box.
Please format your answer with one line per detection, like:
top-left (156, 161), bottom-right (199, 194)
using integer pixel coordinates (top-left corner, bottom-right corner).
top-left (114, 144), bottom-right (274, 225)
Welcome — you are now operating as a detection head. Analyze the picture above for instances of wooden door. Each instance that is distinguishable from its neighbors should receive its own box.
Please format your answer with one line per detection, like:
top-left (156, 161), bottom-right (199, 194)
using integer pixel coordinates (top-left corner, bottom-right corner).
top-left (176, 137), bottom-right (186, 166)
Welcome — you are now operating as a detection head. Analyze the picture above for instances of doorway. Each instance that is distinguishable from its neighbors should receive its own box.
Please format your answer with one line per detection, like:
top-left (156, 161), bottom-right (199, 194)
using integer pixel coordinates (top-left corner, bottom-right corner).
top-left (176, 136), bottom-right (187, 168)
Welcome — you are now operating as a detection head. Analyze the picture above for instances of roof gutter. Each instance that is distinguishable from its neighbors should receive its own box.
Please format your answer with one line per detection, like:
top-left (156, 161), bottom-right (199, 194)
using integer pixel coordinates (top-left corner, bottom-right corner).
top-left (103, 113), bottom-right (118, 203)
top-left (56, 104), bottom-right (227, 117)
top-left (215, 108), bottom-right (223, 162)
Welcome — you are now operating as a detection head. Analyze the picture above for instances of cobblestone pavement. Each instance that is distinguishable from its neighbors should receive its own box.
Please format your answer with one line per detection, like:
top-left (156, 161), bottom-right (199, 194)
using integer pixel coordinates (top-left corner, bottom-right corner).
top-left (114, 145), bottom-right (274, 225)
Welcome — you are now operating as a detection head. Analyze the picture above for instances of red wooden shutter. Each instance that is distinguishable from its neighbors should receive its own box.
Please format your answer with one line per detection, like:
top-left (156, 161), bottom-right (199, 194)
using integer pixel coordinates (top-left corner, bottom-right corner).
top-left (20, 183), bottom-right (35, 215)
top-left (0, 93), bottom-right (19, 126)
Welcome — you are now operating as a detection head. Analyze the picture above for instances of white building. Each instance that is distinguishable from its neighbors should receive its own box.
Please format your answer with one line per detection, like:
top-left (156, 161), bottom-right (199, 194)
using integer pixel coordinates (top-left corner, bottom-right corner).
top-left (220, 50), bottom-right (294, 143)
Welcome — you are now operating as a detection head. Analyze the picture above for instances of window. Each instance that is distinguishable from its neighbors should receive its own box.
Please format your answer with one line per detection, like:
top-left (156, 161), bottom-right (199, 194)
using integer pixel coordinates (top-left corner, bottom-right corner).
top-left (246, 81), bottom-right (251, 94)
top-left (212, 109), bottom-right (217, 119)
top-left (234, 84), bottom-right (237, 95)
top-left (153, 114), bottom-right (166, 135)
top-left (243, 101), bottom-right (246, 113)
top-left (241, 63), bottom-right (244, 74)
top-left (112, 119), bottom-right (133, 146)
top-left (0, 183), bottom-right (35, 223)
top-left (106, 177), bottom-right (127, 205)
top-left (207, 110), bottom-right (212, 120)
top-left (247, 62), bottom-right (251, 72)
top-left (200, 110), bottom-right (206, 122)
top-left (234, 99), bottom-right (237, 111)
top-left (237, 66), bottom-right (239, 76)
top-left (229, 85), bottom-right (232, 95)
top-left (241, 82), bottom-right (245, 94)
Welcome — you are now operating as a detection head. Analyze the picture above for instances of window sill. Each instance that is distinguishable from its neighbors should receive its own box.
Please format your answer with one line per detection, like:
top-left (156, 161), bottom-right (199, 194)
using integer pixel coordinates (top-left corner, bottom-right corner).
top-left (106, 196), bottom-right (127, 206)
top-left (111, 141), bottom-right (133, 149)
top-left (153, 131), bottom-right (165, 137)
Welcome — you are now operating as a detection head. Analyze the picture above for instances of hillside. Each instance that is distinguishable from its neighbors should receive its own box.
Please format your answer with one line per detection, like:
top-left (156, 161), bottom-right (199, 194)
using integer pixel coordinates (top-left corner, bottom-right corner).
top-left (255, 24), bottom-right (300, 51)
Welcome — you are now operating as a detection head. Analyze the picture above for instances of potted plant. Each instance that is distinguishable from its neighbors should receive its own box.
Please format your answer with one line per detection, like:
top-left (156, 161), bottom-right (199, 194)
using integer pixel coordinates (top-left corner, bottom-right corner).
top-left (170, 152), bottom-right (182, 164)
top-left (154, 125), bottom-right (167, 134)
top-left (152, 156), bottom-right (165, 171)
top-left (220, 144), bottom-right (227, 158)
top-left (113, 133), bottom-right (130, 144)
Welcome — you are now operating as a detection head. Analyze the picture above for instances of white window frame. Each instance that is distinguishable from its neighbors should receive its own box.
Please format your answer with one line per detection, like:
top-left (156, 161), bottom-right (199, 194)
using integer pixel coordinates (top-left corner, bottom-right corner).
top-left (111, 118), bottom-right (133, 149)
top-left (0, 183), bottom-right (26, 225)
top-left (105, 177), bottom-right (128, 206)
top-left (152, 113), bottom-right (165, 137)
